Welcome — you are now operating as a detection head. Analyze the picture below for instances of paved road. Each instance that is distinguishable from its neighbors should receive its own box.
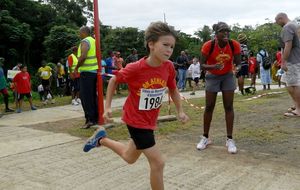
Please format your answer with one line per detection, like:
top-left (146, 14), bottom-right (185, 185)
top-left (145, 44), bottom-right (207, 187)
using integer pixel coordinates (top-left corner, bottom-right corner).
top-left (1, 84), bottom-right (299, 190)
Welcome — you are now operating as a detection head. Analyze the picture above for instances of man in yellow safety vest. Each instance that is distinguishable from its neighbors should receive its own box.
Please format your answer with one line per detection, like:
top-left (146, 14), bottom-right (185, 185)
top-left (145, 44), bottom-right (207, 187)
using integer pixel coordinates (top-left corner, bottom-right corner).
top-left (75, 26), bottom-right (99, 129)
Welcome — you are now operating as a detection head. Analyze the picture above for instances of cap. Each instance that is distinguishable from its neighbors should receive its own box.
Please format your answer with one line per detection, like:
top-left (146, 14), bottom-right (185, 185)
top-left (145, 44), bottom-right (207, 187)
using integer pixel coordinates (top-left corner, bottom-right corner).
top-left (237, 33), bottom-right (248, 44)
top-left (213, 22), bottom-right (230, 32)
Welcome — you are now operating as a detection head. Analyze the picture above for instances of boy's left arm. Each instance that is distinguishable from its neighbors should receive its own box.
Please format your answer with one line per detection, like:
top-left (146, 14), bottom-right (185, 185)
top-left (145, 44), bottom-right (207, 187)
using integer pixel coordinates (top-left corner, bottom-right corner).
top-left (168, 88), bottom-right (189, 123)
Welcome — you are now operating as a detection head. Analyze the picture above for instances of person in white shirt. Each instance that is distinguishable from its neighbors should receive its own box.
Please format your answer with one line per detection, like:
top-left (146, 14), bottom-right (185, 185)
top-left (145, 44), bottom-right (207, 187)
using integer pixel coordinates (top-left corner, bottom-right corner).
top-left (188, 58), bottom-right (201, 95)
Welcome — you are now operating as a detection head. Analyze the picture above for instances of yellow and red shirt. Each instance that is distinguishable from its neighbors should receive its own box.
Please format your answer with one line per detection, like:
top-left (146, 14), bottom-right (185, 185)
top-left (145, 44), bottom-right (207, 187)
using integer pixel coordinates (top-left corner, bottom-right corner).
top-left (202, 39), bottom-right (241, 75)
top-left (115, 57), bottom-right (176, 130)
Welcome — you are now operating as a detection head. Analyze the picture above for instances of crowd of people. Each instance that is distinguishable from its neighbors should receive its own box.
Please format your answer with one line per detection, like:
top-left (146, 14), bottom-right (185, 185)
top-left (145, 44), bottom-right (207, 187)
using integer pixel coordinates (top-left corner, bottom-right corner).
top-left (0, 12), bottom-right (299, 190)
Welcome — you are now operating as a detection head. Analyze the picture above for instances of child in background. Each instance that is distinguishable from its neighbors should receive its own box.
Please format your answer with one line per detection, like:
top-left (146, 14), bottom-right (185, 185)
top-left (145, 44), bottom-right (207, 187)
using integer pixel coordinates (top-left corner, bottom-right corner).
top-left (83, 21), bottom-right (189, 190)
top-left (13, 65), bottom-right (37, 113)
top-left (188, 57), bottom-right (201, 95)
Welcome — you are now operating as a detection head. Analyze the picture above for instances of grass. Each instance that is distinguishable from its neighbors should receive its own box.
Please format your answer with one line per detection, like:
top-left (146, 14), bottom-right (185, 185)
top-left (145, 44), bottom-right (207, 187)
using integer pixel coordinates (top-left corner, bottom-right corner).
top-left (68, 88), bottom-right (287, 141)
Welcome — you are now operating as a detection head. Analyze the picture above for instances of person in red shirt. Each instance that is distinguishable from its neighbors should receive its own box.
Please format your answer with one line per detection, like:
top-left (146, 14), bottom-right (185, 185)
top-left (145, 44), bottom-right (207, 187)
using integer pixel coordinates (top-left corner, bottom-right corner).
top-left (196, 22), bottom-right (241, 154)
top-left (276, 47), bottom-right (282, 67)
top-left (83, 21), bottom-right (189, 189)
top-left (248, 51), bottom-right (258, 87)
top-left (13, 65), bottom-right (37, 113)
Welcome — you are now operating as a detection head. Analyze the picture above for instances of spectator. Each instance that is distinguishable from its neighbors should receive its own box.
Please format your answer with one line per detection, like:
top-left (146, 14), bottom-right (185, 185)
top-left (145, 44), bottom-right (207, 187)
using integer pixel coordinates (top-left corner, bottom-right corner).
top-left (236, 33), bottom-right (249, 95)
top-left (125, 48), bottom-right (138, 67)
top-left (67, 46), bottom-right (81, 106)
top-left (13, 65), bottom-right (37, 113)
top-left (56, 61), bottom-right (66, 97)
top-left (275, 13), bottom-right (300, 117)
top-left (185, 50), bottom-right (193, 88)
top-left (38, 60), bottom-right (55, 104)
top-left (197, 22), bottom-right (241, 154)
top-left (75, 26), bottom-right (99, 128)
top-left (12, 63), bottom-right (22, 71)
top-left (188, 57), bottom-right (201, 95)
top-left (257, 49), bottom-right (271, 90)
top-left (248, 51), bottom-right (258, 87)
top-left (0, 57), bottom-right (14, 113)
top-left (175, 50), bottom-right (188, 91)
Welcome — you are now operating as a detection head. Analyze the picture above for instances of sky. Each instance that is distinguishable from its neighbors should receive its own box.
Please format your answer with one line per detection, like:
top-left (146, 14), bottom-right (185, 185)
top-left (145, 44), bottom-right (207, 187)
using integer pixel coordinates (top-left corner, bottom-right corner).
top-left (97, 0), bottom-right (300, 35)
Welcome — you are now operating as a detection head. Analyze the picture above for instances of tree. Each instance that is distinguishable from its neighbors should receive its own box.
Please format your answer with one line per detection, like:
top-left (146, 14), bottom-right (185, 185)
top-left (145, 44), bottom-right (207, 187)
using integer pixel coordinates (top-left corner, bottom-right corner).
top-left (102, 27), bottom-right (145, 58)
top-left (194, 25), bottom-right (212, 44)
top-left (0, 10), bottom-right (32, 68)
top-left (43, 25), bottom-right (79, 62)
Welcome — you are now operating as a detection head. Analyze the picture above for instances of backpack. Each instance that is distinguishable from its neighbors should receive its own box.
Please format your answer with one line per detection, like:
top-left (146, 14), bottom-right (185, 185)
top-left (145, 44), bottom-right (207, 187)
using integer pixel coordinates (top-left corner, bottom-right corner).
top-left (259, 51), bottom-right (271, 70)
top-left (208, 39), bottom-right (235, 57)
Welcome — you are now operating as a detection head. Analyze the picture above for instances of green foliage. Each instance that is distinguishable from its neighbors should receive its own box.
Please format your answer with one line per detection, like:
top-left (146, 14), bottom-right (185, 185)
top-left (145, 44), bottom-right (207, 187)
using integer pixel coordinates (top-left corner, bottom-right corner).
top-left (102, 27), bottom-right (146, 58)
top-left (43, 25), bottom-right (79, 62)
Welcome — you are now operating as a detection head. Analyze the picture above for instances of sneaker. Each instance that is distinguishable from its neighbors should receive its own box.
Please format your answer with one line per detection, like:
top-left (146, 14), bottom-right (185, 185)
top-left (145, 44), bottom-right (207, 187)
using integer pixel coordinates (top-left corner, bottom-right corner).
top-left (16, 109), bottom-right (22, 113)
top-left (31, 106), bottom-right (37, 110)
top-left (43, 100), bottom-right (48, 105)
top-left (5, 108), bottom-right (14, 112)
top-left (83, 127), bottom-right (106, 152)
top-left (76, 98), bottom-right (81, 104)
top-left (226, 139), bottom-right (237, 154)
top-left (196, 136), bottom-right (212, 150)
top-left (71, 99), bottom-right (79, 106)
top-left (190, 92), bottom-right (195, 95)
top-left (80, 122), bottom-right (96, 129)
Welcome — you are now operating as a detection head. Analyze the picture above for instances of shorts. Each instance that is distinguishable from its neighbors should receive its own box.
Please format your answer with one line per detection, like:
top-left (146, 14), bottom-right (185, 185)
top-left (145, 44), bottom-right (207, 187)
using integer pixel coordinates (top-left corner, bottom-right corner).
top-left (41, 79), bottom-right (50, 87)
top-left (70, 78), bottom-right (80, 92)
top-left (286, 62), bottom-right (300, 87)
top-left (193, 77), bottom-right (199, 84)
top-left (127, 125), bottom-right (155, 150)
top-left (17, 93), bottom-right (32, 100)
top-left (205, 72), bottom-right (236, 92)
top-left (236, 64), bottom-right (248, 77)
top-left (0, 88), bottom-right (8, 95)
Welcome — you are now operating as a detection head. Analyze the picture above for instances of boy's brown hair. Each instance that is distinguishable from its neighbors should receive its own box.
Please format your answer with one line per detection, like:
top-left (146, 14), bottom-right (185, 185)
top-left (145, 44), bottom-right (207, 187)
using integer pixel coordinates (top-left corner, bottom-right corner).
top-left (144, 21), bottom-right (177, 52)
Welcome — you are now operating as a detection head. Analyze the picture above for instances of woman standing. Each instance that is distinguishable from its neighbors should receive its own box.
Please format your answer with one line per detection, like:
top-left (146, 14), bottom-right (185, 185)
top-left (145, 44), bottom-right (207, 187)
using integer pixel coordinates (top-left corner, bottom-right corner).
top-left (196, 22), bottom-right (241, 154)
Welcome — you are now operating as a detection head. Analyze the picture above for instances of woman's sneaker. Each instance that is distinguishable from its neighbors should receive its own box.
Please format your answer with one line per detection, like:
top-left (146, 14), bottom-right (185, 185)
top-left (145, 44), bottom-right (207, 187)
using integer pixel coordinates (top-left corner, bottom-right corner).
top-left (71, 99), bottom-right (79, 106)
top-left (226, 139), bottom-right (237, 154)
top-left (76, 98), bottom-right (81, 104)
top-left (83, 127), bottom-right (106, 152)
top-left (196, 136), bottom-right (212, 150)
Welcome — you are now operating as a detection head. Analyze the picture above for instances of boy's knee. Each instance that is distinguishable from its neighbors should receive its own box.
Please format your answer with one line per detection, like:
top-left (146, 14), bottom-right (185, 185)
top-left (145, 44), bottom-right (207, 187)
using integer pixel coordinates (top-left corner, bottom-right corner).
top-left (151, 159), bottom-right (165, 171)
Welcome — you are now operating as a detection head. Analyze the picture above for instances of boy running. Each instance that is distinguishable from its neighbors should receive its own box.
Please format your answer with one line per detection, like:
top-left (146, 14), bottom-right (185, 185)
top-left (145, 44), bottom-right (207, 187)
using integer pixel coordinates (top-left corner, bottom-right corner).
top-left (83, 21), bottom-right (189, 190)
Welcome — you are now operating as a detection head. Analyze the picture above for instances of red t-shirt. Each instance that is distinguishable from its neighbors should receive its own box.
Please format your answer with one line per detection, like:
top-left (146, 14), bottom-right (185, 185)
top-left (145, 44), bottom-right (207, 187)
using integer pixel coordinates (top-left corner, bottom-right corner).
top-left (248, 56), bottom-right (257, 74)
top-left (115, 57), bottom-right (177, 130)
top-left (13, 72), bottom-right (31, 94)
top-left (276, 51), bottom-right (282, 66)
top-left (201, 39), bottom-right (241, 75)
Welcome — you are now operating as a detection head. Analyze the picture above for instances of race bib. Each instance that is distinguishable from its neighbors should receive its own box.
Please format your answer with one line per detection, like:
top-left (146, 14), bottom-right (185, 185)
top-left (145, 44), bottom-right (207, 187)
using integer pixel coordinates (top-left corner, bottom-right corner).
top-left (139, 88), bottom-right (166, 110)
top-left (41, 71), bottom-right (49, 77)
